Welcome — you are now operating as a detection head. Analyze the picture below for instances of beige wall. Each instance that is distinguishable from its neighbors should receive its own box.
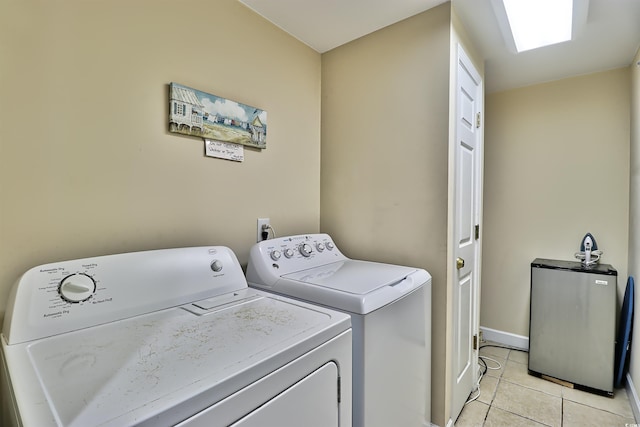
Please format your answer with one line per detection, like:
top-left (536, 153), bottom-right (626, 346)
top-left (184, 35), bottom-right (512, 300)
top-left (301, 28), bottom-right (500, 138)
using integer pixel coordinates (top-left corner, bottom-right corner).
top-left (11, 0), bottom-right (635, 424)
top-left (0, 0), bottom-right (322, 320)
top-left (321, 4), bottom-right (452, 425)
top-left (628, 47), bottom-right (640, 413)
top-left (483, 68), bottom-right (631, 337)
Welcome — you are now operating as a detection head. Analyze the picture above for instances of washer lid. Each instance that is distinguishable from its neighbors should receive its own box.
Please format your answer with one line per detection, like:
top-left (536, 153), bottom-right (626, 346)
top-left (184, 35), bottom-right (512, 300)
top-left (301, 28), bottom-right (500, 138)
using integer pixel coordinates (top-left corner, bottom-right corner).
top-left (282, 260), bottom-right (415, 294)
top-left (278, 260), bottom-right (429, 314)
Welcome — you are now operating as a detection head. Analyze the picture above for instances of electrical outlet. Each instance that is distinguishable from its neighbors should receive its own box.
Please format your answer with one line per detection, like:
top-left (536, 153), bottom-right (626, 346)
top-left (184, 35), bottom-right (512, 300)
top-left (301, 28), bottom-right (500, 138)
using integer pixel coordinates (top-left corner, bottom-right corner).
top-left (257, 218), bottom-right (270, 242)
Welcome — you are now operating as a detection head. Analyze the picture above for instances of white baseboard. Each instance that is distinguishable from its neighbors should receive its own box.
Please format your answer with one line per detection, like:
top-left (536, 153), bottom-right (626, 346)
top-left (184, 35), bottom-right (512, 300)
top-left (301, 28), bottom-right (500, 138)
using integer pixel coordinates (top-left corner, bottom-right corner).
top-left (480, 326), bottom-right (529, 350)
top-left (627, 373), bottom-right (640, 423)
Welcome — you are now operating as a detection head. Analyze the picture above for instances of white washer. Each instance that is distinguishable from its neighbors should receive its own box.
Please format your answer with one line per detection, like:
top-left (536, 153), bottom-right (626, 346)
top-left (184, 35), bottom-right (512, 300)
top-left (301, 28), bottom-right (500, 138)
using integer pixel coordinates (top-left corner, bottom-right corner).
top-left (1, 246), bottom-right (352, 427)
top-left (246, 233), bottom-right (431, 427)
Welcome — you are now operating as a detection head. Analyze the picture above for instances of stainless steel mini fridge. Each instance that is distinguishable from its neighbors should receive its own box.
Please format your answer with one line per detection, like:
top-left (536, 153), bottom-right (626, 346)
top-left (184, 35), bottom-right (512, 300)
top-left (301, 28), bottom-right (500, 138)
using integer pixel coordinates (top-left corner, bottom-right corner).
top-left (529, 258), bottom-right (617, 395)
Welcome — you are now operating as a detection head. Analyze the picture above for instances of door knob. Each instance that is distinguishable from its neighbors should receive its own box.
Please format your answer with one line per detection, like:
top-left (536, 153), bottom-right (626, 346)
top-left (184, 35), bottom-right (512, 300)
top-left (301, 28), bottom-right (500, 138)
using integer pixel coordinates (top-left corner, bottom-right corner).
top-left (456, 257), bottom-right (465, 270)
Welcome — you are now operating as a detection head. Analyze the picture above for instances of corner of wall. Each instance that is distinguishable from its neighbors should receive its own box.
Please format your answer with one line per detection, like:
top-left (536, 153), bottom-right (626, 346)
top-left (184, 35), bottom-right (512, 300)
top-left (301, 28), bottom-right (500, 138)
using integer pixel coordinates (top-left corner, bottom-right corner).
top-left (627, 44), bottom-right (640, 421)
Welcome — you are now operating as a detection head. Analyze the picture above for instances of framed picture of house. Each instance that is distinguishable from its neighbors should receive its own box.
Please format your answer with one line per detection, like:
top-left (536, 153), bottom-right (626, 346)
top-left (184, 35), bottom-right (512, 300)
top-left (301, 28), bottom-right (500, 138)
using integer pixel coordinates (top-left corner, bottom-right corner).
top-left (169, 82), bottom-right (267, 149)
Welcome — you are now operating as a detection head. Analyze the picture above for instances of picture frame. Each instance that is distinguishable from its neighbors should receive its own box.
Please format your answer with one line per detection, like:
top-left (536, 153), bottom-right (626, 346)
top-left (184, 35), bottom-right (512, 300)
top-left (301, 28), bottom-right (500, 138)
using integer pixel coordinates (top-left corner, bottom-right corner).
top-left (169, 82), bottom-right (267, 149)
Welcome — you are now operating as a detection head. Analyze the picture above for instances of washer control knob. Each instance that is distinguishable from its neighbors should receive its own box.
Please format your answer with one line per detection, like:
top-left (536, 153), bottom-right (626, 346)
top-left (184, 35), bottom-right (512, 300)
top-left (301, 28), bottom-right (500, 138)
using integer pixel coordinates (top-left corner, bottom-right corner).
top-left (270, 250), bottom-right (282, 261)
top-left (326, 241), bottom-right (335, 251)
top-left (299, 243), bottom-right (313, 257)
top-left (210, 260), bottom-right (223, 272)
top-left (284, 248), bottom-right (294, 258)
top-left (59, 273), bottom-right (96, 303)
top-left (316, 242), bottom-right (325, 252)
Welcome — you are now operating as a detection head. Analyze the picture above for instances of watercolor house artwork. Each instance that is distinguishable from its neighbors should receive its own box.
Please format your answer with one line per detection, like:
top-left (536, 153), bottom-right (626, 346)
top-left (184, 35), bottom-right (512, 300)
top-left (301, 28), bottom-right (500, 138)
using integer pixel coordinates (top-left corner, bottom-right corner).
top-left (169, 82), bottom-right (267, 149)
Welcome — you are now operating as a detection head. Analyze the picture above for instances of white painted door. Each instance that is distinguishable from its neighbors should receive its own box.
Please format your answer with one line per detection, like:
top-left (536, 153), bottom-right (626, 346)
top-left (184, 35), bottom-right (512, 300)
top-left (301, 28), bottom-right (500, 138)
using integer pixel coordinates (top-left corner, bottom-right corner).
top-left (451, 44), bottom-right (483, 423)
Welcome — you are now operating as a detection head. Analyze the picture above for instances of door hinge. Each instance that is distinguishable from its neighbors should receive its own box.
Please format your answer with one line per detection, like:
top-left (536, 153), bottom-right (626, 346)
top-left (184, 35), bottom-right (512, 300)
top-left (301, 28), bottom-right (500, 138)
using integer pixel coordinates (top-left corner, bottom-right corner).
top-left (473, 334), bottom-right (478, 350)
top-left (337, 376), bottom-right (341, 403)
top-left (476, 112), bottom-right (481, 129)
top-left (474, 224), bottom-right (480, 240)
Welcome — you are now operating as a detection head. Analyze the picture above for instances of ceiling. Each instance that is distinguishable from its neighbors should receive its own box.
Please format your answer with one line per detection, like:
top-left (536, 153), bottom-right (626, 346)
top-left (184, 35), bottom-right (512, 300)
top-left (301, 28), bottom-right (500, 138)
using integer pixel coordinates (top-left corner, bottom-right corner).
top-left (238, 0), bottom-right (640, 93)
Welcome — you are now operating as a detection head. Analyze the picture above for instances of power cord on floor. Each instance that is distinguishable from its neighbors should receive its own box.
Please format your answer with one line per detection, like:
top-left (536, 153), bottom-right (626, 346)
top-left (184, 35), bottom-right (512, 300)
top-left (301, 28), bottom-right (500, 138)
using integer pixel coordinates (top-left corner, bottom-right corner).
top-left (480, 343), bottom-right (529, 353)
top-left (464, 343), bottom-right (529, 406)
top-left (481, 355), bottom-right (504, 371)
top-left (465, 367), bottom-right (484, 404)
top-left (466, 356), bottom-right (498, 405)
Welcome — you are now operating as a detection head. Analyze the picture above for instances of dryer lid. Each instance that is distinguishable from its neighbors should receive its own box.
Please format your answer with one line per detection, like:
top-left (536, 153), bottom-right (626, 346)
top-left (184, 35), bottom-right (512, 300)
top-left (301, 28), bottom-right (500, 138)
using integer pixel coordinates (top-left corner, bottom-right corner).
top-left (4, 290), bottom-right (350, 427)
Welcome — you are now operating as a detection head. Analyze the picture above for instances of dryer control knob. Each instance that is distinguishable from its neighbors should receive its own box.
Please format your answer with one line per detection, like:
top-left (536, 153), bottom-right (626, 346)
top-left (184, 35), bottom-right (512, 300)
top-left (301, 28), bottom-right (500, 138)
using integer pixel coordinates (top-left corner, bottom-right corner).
top-left (299, 243), bottom-right (313, 257)
top-left (326, 242), bottom-right (335, 251)
top-left (284, 248), bottom-right (294, 258)
top-left (59, 273), bottom-right (96, 303)
top-left (316, 242), bottom-right (325, 252)
top-left (211, 260), bottom-right (223, 272)
top-left (270, 250), bottom-right (282, 261)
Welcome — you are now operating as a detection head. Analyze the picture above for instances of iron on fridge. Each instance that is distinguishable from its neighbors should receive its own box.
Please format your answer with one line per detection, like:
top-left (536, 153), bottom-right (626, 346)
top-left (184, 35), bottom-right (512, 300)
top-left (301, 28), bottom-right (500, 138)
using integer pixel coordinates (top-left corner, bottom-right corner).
top-left (246, 233), bottom-right (431, 427)
top-left (0, 246), bottom-right (352, 427)
top-left (574, 232), bottom-right (604, 267)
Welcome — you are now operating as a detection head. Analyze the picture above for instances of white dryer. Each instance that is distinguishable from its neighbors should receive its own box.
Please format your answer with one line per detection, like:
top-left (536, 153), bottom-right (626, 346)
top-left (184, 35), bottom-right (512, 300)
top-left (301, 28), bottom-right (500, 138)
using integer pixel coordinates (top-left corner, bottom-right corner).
top-left (246, 233), bottom-right (431, 427)
top-left (1, 246), bottom-right (352, 427)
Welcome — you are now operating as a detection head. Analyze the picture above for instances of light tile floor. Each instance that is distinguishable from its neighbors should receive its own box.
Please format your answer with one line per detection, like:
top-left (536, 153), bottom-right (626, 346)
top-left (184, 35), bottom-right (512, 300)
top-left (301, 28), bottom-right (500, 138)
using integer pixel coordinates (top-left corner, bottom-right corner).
top-left (455, 343), bottom-right (637, 427)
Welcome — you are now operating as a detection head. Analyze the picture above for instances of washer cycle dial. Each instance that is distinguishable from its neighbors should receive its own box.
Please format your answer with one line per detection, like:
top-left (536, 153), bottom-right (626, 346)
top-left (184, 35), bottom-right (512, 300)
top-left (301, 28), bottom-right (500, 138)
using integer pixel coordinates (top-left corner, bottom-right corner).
top-left (59, 273), bottom-right (96, 303)
top-left (299, 243), bottom-right (313, 257)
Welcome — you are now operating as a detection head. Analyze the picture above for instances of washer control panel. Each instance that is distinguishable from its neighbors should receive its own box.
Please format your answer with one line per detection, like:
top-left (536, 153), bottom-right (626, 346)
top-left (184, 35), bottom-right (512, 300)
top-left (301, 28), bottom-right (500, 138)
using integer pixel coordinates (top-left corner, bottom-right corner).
top-left (248, 233), bottom-right (348, 278)
top-left (3, 246), bottom-right (247, 345)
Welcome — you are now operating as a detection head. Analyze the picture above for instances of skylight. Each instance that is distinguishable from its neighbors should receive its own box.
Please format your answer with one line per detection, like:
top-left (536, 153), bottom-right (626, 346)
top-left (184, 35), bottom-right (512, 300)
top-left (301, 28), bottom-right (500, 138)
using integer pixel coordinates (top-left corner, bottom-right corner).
top-left (502, 0), bottom-right (573, 52)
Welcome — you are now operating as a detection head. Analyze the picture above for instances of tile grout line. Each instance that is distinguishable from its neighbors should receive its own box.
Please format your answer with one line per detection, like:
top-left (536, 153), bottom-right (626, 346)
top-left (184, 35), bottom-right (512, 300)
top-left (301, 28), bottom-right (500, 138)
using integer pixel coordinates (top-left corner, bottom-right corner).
top-left (470, 342), bottom-right (636, 426)
top-left (495, 348), bottom-right (558, 427)
top-left (493, 374), bottom-right (556, 427)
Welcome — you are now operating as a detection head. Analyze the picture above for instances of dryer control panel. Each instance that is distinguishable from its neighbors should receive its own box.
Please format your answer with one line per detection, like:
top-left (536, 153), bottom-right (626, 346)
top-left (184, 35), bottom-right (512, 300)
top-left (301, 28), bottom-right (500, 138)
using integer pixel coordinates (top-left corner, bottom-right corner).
top-left (2, 247), bottom-right (247, 345)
